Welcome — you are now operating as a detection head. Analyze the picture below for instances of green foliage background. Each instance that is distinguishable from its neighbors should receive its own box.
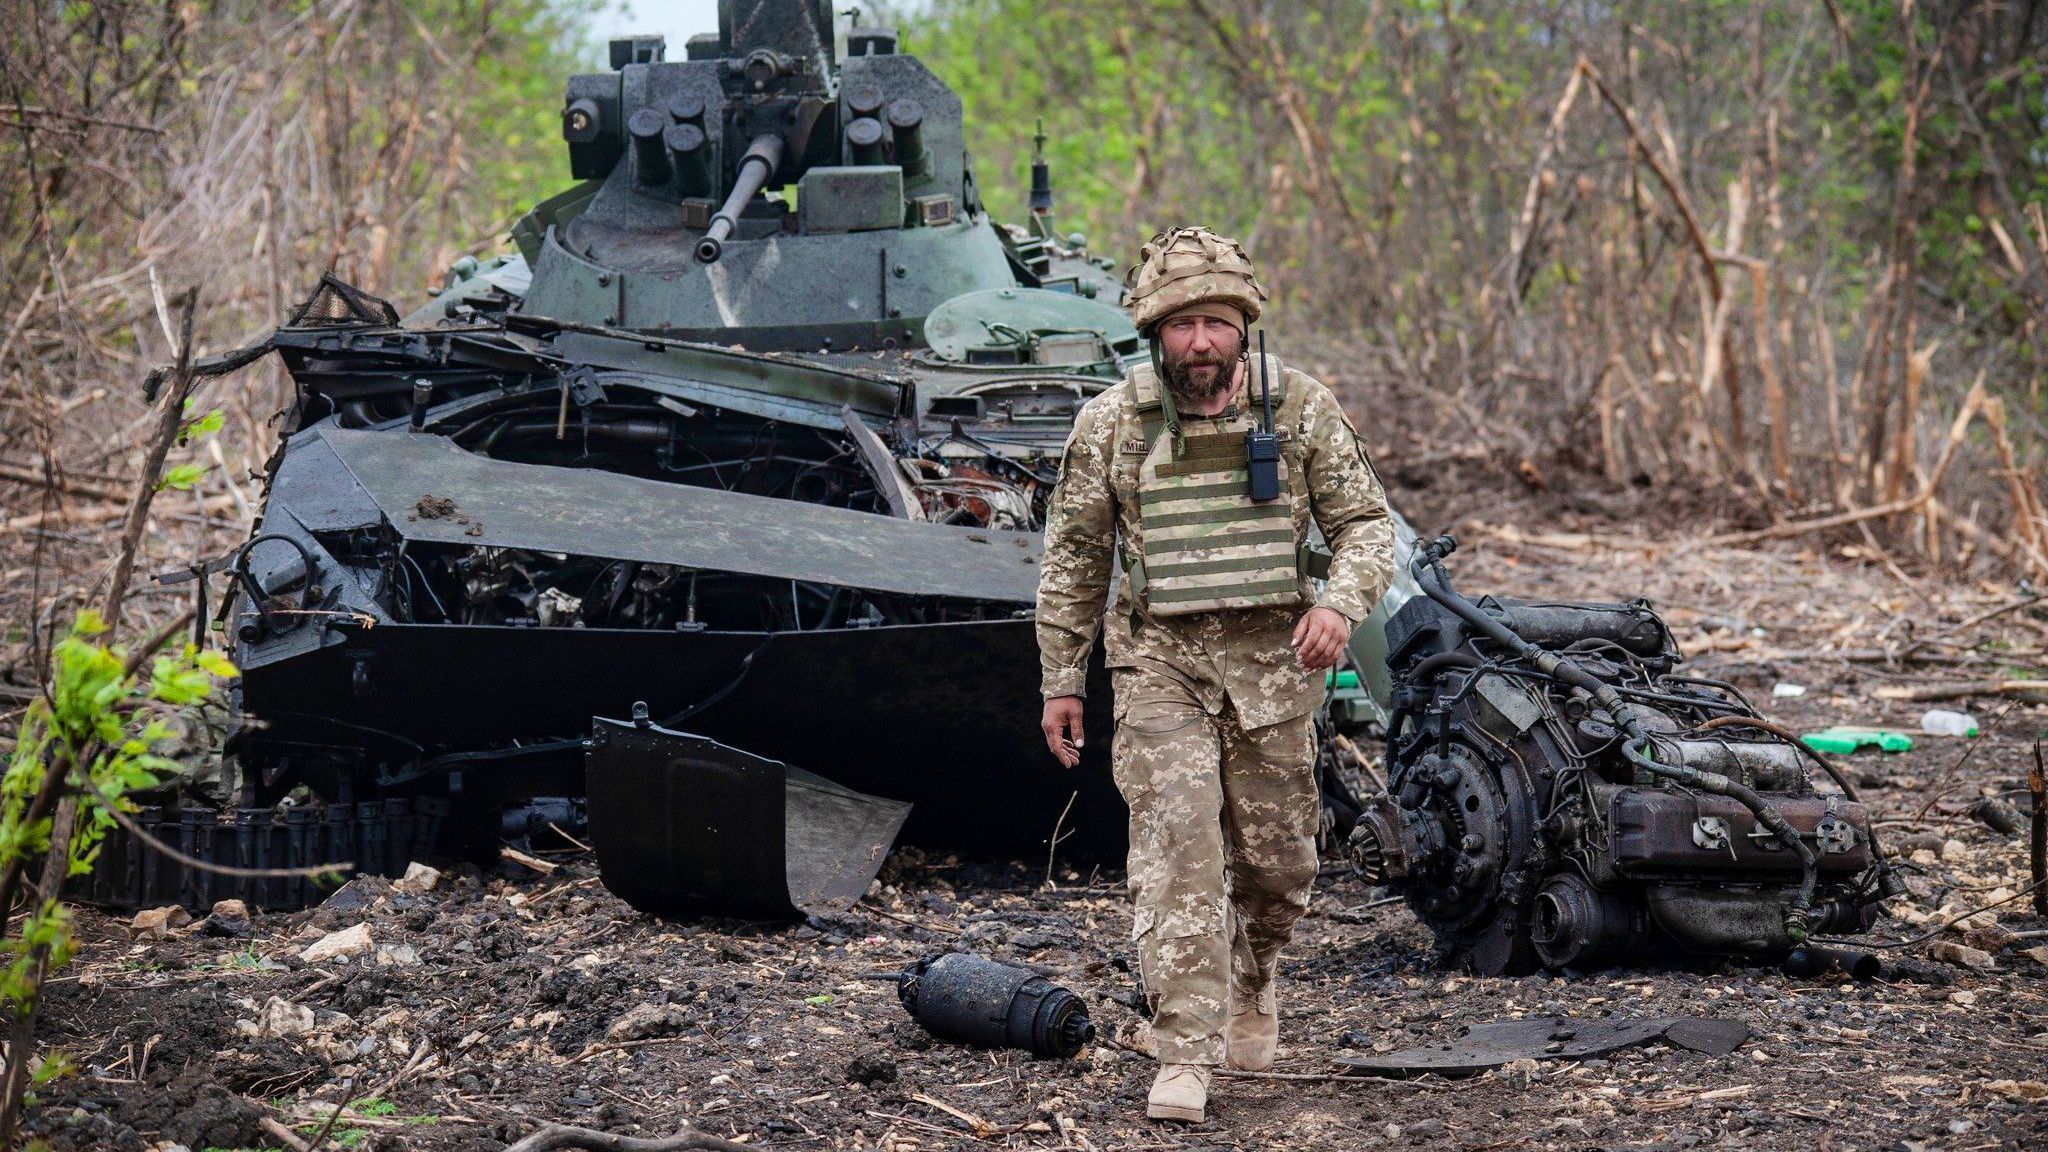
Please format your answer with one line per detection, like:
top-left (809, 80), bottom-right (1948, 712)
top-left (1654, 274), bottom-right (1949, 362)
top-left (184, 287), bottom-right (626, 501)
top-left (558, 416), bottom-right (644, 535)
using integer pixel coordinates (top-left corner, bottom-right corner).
top-left (903, 0), bottom-right (2045, 345)
top-left (3, 0), bottom-right (2046, 583)
top-left (872, 0), bottom-right (2048, 525)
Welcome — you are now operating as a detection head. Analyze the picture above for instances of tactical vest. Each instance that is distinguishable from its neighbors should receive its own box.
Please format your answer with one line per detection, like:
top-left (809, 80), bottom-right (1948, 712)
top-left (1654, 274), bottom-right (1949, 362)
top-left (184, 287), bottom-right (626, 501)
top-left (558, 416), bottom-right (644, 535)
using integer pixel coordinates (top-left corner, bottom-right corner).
top-left (1121, 355), bottom-right (1328, 616)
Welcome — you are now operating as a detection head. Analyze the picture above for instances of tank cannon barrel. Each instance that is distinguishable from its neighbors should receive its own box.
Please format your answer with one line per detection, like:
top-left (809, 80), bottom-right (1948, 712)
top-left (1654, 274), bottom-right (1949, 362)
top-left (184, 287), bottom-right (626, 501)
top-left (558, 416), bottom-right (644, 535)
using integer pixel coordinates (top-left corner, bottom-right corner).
top-left (696, 132), bottom-right (784, 263)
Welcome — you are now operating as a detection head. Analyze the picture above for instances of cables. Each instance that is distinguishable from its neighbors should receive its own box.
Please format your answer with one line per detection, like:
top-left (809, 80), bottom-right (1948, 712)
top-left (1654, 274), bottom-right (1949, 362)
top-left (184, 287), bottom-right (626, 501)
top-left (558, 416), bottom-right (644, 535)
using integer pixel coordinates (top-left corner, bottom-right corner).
top-left (1413, 532), bottom-right (1822, 943)
top-left (660, 633), bottom-right (775, 728)
top-left (400, 550), bottom-right (451, 623)
top-left (1814, 875), bottom-right (2048, 951)
top-left (1690, 712), bottom-right (1909, 904)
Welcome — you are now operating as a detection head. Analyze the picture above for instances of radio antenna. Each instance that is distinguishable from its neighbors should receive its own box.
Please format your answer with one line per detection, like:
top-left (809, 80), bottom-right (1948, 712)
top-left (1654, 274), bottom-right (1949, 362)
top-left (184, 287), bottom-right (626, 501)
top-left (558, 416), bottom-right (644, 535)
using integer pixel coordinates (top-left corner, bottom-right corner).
top-left (1258, 330), bottom-right (1272, 433)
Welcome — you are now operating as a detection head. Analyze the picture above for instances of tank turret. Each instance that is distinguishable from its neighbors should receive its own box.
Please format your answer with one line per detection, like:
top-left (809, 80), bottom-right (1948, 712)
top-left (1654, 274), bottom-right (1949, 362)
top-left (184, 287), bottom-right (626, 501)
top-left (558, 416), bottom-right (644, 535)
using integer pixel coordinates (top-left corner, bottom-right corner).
top-left (513, 0), bottom-right (1024, 351)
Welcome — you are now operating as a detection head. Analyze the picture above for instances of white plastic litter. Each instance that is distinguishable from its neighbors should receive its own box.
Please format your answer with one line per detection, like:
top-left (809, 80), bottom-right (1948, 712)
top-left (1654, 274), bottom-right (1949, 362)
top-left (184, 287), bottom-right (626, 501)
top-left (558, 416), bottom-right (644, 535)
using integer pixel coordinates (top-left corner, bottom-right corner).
top-left (1772, 683), bottom-right (1807, 698)
top-left (1920, 708), bottom-right (1980, 737)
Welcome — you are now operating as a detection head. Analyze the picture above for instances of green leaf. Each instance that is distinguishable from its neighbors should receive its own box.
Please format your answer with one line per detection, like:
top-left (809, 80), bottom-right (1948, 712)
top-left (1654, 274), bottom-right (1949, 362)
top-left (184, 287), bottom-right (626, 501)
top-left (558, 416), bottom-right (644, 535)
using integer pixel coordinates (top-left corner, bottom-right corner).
top-left (155, 463), bottom-right (207, 493)
top-left (177, 406), bottom-right (225, 444)
top-left (30, 1051), bottom-right (75, 1085)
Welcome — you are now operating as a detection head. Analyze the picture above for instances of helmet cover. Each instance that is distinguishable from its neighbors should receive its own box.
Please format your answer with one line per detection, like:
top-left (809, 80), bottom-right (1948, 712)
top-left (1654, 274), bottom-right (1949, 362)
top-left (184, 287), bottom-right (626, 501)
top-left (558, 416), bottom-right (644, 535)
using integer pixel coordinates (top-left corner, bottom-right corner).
top-left (1124, 226), bottom-right (1267, 333)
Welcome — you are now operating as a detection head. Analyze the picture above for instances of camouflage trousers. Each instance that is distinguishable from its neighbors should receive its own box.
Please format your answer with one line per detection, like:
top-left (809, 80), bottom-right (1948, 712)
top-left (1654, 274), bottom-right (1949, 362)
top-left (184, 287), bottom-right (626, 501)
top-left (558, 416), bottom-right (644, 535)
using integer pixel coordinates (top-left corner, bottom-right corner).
top-left (1110, 668), bottom-right (1321, 1066)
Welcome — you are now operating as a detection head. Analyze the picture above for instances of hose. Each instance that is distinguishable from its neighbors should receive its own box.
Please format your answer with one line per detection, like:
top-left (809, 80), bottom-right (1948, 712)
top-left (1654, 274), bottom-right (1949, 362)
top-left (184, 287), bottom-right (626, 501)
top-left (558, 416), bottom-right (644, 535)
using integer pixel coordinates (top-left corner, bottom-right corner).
top-left (1619, 738), bottom-right (1818, 942)
top-left (1783, 944), bottom-right (1881, 980)
top-left (1410, 534), bottom-right (1821, 944)
top-left (1409, 650), bottom-right (1484, 683)
top-left (231, 533), bottom-right (320, 643)
top-left (1693, 712), bottom-right (1908, 903)
top-left (1693, 713), bottom-right (1860, 801)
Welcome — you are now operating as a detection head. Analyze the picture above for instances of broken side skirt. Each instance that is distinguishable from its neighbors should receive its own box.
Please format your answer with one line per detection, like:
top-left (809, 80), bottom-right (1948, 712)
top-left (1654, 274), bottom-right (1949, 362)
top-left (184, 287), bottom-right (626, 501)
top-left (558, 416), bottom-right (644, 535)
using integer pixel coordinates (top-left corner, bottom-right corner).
top-left (585, 716), bottom-right (912, 919)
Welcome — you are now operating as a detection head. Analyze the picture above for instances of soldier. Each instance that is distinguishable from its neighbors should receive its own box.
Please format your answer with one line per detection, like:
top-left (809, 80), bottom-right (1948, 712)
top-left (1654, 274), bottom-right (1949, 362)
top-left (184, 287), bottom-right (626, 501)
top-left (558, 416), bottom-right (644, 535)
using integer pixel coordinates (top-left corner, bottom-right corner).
top-left (1035, 227), bottom-right (1395, 1123)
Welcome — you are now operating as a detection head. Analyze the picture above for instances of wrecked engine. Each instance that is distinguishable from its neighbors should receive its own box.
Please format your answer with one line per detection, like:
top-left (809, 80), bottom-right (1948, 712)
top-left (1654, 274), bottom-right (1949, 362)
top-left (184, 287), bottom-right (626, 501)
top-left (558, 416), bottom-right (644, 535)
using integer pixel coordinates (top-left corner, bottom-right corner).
top-left (1351, 536), bottom-right (1901, 974)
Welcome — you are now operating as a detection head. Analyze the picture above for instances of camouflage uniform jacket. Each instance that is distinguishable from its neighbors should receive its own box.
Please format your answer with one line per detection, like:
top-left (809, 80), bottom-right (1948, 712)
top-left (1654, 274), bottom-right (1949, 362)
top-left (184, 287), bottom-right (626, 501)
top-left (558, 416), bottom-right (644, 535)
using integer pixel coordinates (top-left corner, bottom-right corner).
top-left (1036, 362), bottom-right (1396, 730)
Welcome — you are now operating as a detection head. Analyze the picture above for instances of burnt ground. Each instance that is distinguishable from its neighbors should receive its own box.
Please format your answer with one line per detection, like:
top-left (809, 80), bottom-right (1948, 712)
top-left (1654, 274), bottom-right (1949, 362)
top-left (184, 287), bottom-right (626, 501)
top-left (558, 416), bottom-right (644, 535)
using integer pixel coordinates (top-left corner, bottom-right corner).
top-left (24, 517), bottom-right (2048, 1152)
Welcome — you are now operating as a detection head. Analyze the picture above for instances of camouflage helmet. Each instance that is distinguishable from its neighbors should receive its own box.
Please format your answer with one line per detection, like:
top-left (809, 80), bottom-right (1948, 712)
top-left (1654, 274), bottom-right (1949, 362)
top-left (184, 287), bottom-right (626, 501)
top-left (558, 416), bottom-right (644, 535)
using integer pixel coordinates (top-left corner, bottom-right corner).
top-left (1124, 226), bottom-right (1267, 334)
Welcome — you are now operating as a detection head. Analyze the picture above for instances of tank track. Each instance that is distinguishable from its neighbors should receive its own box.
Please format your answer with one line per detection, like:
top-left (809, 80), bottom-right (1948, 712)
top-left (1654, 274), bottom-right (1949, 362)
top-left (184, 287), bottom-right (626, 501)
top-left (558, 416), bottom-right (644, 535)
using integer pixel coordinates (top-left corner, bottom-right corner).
top-left (66, 798), bottom-right (447, 913)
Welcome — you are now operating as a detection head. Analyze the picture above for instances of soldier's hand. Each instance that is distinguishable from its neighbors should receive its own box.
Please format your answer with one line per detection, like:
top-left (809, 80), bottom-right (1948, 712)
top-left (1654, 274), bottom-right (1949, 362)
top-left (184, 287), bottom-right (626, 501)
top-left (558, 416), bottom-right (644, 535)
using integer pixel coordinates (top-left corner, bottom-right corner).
top-left (1042, 695), bottom-right (1085, 768)
top-left (1292, 605), bottom-right (1351, 671)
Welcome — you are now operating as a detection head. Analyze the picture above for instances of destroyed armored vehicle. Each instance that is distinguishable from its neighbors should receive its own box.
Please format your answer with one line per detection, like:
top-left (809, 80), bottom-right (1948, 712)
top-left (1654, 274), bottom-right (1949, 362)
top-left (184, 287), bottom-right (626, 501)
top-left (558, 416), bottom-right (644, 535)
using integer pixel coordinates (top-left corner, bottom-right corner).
top-left (70, 0), bottom-right (1412, 920)
top-left (201, 3), bottom-right (1147, 918)
top-left (80, 2), bottom-right (1891, 975)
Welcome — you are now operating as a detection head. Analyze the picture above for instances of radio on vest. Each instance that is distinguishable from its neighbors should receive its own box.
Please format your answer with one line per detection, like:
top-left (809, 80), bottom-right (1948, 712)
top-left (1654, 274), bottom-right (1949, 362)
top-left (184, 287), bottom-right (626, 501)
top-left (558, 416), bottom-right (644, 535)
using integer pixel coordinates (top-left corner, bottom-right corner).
top-left (1246, 330), bottom-right (1281, 501)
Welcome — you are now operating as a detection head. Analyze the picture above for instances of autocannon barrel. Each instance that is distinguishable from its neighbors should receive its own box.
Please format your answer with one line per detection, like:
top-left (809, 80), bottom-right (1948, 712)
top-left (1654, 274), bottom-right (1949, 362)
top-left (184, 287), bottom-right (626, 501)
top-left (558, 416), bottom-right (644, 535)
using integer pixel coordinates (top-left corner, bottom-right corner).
top-left (696, 132), bottom-right (784, 263)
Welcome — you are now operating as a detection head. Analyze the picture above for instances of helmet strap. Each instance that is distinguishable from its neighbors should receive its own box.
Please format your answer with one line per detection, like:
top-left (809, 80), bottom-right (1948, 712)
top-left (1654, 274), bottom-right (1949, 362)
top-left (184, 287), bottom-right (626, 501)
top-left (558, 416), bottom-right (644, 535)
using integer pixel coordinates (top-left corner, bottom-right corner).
top-left (1146, 337), bottom-right (1184, 457)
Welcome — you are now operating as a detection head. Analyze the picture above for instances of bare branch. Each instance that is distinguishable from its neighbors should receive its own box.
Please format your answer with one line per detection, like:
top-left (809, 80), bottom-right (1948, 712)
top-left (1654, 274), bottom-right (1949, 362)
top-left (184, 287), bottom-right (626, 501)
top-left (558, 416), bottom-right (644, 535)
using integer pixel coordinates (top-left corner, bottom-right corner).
top-left (503, 1124), bottom-right (754, 1152)
top-left (102, 287), bottom-right (199, 636)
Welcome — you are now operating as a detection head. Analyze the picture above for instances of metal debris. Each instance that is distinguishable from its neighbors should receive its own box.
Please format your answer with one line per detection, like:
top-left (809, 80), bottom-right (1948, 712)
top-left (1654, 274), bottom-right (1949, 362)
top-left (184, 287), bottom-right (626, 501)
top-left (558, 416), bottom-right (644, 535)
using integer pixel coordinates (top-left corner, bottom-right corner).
top-left (1335, 1015), bottom-right (1750, 1077)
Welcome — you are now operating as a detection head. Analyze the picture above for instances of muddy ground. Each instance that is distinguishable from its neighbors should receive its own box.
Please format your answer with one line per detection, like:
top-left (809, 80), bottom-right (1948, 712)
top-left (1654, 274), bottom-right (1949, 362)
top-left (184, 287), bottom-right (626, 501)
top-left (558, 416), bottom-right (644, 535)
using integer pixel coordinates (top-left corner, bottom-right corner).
top-left (25, 514), bottom-right (2048, 1152)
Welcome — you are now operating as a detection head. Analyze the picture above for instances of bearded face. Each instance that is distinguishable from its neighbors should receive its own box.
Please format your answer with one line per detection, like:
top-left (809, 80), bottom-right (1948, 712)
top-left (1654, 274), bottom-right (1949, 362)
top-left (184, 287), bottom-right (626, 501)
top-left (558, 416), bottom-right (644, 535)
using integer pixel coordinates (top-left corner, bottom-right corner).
top-left (1160, 326), bottom-right (1244, 407)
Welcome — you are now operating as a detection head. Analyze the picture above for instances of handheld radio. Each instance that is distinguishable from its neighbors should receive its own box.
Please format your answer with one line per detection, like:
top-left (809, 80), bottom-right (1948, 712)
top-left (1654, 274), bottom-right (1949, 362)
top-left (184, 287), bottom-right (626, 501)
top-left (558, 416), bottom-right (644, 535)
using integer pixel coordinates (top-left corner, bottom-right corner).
top-left (1245, 330), bottom-right (1281, 501)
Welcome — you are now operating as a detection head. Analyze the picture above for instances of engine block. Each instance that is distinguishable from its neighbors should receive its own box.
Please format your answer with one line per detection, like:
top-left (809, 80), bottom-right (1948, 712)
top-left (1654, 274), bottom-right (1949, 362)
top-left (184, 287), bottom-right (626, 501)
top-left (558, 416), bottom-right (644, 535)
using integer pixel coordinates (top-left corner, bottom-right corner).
top-left (1350, 536), bottom-right (1900, 974)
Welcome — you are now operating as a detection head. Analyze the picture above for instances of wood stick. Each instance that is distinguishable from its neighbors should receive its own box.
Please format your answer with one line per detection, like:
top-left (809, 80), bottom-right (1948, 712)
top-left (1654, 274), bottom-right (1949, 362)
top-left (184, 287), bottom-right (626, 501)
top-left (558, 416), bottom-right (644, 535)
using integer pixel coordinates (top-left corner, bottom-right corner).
top-left (908, 1091), bottom-right (994, 1136)
top-left (0, 460), bottom-right (127, 502)
top-left (1982, 395), bottom-right (2047, 571)
top-left (1903, 596), bottom-right (2044, 658)
top-left (258, 1116), bottom-right (313, 1152)
top-left (1706, 373), bottom-right (1985, 546)
top-left (1871, 680), bottom-right (2048, 703)
top-left (1741, 256), bottom-right (1787, 485)
top-left (503, 1123), bottom-right (751, 1152)
top-left (1504, 64), bottom-right (1584, 306)
top-left (1577, 58), bottom-right (1720, 301)
top-left (1044, 788), bottom-right (1078, 889)
top-left (1704, 489), bottom-right (1931, 547)
top-left (6, 492), bottom-right (234, 533)
top-left (2031, 741), bottom-right (2046, 916)
top-left (103, 288), bottom-right (198, 635)
top-left (501, 846), bottom-right (559, 874)
top-left (1700, 176), bottom-right (1747, 406)
top-left (1891, 335), bottom-right (1936, 510)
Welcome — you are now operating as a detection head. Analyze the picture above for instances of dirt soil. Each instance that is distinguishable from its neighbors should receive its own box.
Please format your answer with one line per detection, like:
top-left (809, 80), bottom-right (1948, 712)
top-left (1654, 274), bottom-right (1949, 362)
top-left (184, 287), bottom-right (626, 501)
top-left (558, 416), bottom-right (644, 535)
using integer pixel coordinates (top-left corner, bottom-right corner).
top-left (26, 514), bottom-right (2048, 1152)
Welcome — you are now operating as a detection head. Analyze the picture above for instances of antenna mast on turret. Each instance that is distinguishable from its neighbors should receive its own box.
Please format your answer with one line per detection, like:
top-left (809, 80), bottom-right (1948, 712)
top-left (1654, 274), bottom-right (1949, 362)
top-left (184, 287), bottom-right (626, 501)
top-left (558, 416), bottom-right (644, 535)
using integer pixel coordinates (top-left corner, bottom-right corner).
top-left (1029, 117), bottom-right (1054, 241)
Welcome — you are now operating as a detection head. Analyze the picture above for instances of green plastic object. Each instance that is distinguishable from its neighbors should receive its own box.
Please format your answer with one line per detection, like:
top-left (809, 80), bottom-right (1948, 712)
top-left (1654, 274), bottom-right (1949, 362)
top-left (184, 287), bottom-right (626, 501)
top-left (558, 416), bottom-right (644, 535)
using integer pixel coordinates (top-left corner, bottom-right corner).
top-left (1801, 727), bottom-right (1914, 755)
top-left (1326, 669), bottom-right (1361, 691)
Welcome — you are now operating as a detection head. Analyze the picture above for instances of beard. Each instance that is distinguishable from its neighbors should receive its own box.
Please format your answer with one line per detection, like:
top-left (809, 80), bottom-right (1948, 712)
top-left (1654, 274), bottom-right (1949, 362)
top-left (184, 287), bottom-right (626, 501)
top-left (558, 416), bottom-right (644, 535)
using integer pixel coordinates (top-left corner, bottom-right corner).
top-left (1161, 334), bottom-right (1243, 407)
